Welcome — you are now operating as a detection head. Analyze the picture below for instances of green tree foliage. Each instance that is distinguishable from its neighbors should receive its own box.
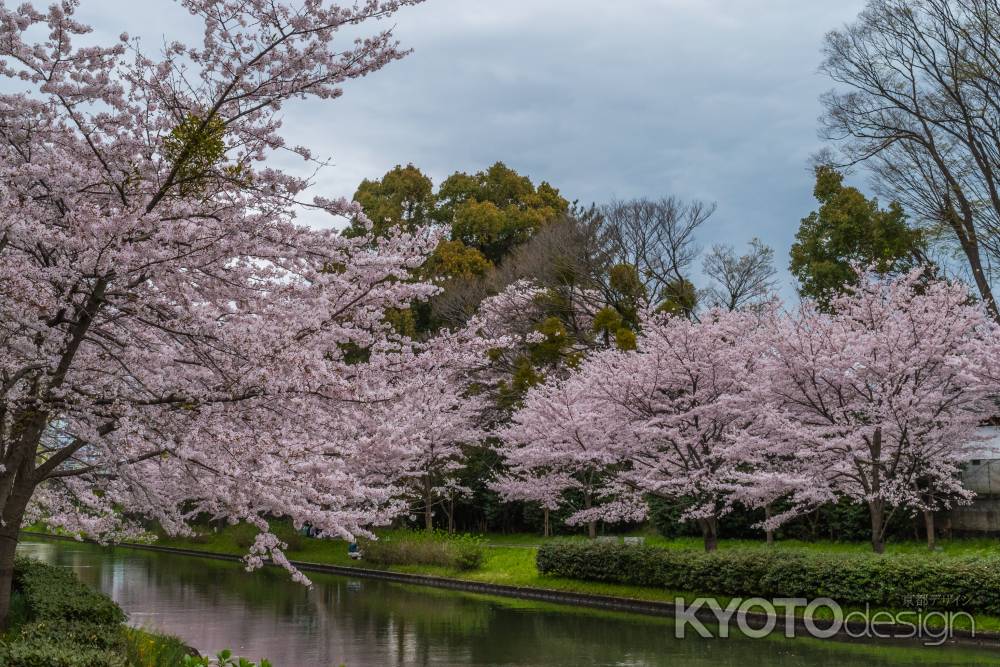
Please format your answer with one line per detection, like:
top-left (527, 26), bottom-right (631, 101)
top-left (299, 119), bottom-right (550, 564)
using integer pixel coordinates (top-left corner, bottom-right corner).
top-left (423, 239), bottom-right (492, 281)
top-left (383, 307), bottom-right (418, 338)
top-left (790, 166), bottom-right (926, 306)
top-left (351, 162), bottom-right (568, 279)
top-left (592, 306), bottom-right (623, 347)
top-left (348, 163), bottom-right (435, 238)
top-left (497, 357), bottom-right (544, 413)
top-left (614, 327), bottom-right (637, 351)
top-left (605, 263), bottom-right (646, 326)
top-left (656, 277), bottom-right (698, 318)
top-left (349, 162), bottom-right (571, 340)
top-left (592, 306), bottom-right (636, 350)
top-left (435, 162), bottom-right (570, 264)
top-left (529, 316), bottom-right (571, 366)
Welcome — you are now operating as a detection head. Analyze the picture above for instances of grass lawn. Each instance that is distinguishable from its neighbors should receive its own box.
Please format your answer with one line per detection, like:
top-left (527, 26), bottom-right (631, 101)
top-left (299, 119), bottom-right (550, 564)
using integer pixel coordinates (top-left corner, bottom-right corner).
top-left (114, 522), bottom-right (1000, 633)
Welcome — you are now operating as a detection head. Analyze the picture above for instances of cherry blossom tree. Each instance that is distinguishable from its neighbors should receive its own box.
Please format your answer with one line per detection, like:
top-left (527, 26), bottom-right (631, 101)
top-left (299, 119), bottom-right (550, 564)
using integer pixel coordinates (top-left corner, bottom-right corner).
top-left (375, 377), bottom-right (478, 532)
top-left (753, 270), bottom-right (999, 553)
top-left (0, 0), bottom-right (430, 626)
top-left (496, 360), bottom-right (634, 539)
top-left (500, 308), bottom-right (776, 550)
top-left (343, 320), bottom-right (510, 533)
top-left (603, 309), bottom-right (775, 551)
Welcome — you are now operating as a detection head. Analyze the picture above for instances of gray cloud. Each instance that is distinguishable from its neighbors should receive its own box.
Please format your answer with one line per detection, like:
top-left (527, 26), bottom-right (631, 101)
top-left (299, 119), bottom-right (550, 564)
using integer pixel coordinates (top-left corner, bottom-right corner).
top-left (76, 0), bottom-right (870, 294)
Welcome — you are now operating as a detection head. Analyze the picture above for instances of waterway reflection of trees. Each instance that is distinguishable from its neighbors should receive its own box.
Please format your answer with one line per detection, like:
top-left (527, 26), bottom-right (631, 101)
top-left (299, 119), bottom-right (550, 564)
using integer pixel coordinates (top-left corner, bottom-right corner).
top-left (17, 540), bottom-right (998, 667)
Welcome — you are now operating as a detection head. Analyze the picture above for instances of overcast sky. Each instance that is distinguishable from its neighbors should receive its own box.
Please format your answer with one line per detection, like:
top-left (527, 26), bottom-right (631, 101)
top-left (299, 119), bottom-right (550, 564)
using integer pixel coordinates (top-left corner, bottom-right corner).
top-left (77, 0), bottom-right (870, 293)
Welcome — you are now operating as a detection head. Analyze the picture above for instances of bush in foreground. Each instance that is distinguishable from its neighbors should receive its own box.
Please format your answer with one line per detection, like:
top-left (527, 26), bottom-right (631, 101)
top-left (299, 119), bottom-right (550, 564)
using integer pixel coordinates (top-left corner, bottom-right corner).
top-left (363, 531), bottom-right (485, 570)
top-left (536, 541), bottom-right (1000, 615)
top-left (0, 558), bottom-right (271, 667)
top-left (0, 557), bottom-right (129, 666)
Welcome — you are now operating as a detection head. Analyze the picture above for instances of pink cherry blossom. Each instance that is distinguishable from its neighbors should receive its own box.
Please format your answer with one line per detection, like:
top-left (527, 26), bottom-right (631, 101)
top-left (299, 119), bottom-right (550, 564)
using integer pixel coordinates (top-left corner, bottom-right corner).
top-left (0, 0), bottom-right (428, 621)
top-left (751, 269), bottom-right (1000, 552)
top-left (500, 308), bottom-right (771, 549)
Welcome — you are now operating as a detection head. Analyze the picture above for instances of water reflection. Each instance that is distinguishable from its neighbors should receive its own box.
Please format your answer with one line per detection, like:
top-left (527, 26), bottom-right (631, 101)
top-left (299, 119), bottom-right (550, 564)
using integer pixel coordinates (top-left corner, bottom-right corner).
top-left (15, 539), bottom-right (998, 667)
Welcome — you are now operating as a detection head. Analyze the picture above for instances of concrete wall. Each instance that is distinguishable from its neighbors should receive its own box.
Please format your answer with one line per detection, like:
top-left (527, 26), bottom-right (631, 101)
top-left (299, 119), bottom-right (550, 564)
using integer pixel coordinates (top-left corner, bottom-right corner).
top-left (961, 459), bottom-right (1000, 495)
top-left (945, 496), bottom-right (1000, 533)
top-left (941, 461), bottom-right (1000, 534)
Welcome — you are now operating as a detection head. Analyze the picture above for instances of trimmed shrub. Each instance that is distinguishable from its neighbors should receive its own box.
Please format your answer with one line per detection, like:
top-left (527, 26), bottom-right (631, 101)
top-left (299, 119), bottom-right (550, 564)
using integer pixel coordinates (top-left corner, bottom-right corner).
top-left (363, 531), bottom-right (485, 570)
top-left (1, 557), bottom-right (258, 667)
top-left (0, 557), bottom-right (129, 666)
top-left (13, 557), bottom-right (125, 625)
top-left (536, 541), bottom-right (1000, 615)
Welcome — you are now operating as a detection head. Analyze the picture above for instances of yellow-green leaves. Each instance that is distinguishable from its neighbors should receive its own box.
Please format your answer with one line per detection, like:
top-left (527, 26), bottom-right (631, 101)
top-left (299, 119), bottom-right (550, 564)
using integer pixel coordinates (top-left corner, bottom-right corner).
top-left (162, 114), bottom-right (235, 194)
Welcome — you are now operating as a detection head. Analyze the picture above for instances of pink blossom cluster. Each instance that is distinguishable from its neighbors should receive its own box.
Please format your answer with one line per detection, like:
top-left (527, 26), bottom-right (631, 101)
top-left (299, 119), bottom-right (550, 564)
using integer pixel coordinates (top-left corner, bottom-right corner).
top-left (0, 0), bottom-right (522, 587)
top-left (498, 269), bottom-right (1000, 549)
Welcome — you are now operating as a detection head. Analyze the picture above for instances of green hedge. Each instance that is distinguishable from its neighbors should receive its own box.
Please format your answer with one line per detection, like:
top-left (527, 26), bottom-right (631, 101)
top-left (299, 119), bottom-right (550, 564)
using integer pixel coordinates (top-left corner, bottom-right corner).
top-left (1, 557), bottom-right (273, 667)
top-left (536, 541), bottom-right (1000, 615)
top-left (0, 557), bottom-right (129, 666)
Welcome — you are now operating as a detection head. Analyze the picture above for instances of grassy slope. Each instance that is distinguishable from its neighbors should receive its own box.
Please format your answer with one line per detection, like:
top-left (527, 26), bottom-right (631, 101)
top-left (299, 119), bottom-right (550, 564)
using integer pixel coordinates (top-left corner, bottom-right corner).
top-left (145, 523), bottom-right (1000, 632)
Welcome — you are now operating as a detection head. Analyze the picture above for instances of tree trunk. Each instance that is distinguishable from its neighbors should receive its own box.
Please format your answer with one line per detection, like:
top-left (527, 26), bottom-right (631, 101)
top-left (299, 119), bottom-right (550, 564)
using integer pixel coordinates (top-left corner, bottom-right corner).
top-left (543, 508), bottom-right (551, 538)
top-left (698, 517), bottom-right (718, 552)
top-left (0, 531), bottom-right (18, 631)
top-left (764, 504), bottom-right (774, 546)
top-left (423, 478), bottom-right (434, 532)
top-left (924, 509), bottom-right (936, 550)
top-left (584, 490), bottom-right (596, 539)
top-left (0, 425), bottom-right (43, 629)
top-left (0, 480), bottom-right (33, 629)
top-left (868, 427), bottom-right (887, 554)
top-left (954, 220), bottom-right (1000, 322)
top-left (869, 501), bottom-right (886, 554)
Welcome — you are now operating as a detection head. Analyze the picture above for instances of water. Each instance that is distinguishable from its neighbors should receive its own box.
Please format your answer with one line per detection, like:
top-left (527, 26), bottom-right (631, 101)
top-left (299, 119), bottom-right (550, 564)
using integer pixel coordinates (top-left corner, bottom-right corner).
top-left (15, 538), bottom-right (1000, 666)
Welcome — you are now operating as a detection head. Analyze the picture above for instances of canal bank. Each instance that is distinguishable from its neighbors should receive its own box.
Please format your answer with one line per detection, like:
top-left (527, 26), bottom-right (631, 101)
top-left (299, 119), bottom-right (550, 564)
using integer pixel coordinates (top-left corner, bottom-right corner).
top-left (21, 531), bottom-right (1000, 651)
top-left (17, 535), bottom-right (1000, 667)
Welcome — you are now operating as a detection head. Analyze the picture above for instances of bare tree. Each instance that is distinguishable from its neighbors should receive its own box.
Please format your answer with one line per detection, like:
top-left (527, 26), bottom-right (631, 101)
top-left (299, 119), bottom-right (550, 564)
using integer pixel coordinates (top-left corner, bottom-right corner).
top-left (702, 238), bottom-right (778, 311)
top-left (820, 0), bottom-right (1000, 319)
top-left (599, 197), bottom-right (715, 306)
top-left (431, 211), bottom-right (609, 336)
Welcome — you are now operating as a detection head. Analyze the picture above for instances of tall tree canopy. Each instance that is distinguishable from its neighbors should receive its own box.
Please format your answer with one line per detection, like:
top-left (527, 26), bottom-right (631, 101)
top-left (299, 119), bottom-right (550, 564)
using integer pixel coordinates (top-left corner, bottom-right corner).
top-left (790, 166), bottom-right (926, 306)
top-left (820, 0), bottom-right (1000, 319)
top-left (352, 161), bottom-right (570, 277)
top-left (435, 162), bottom-right (569, 264)
top-left (349, 164), bottom-right (435, 238)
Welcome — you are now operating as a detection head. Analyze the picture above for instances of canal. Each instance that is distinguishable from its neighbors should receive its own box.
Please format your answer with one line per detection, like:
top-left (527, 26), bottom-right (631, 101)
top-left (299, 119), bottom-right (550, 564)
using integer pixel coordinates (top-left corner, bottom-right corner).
top-left (16, 538), bottom-right (1000, 666)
